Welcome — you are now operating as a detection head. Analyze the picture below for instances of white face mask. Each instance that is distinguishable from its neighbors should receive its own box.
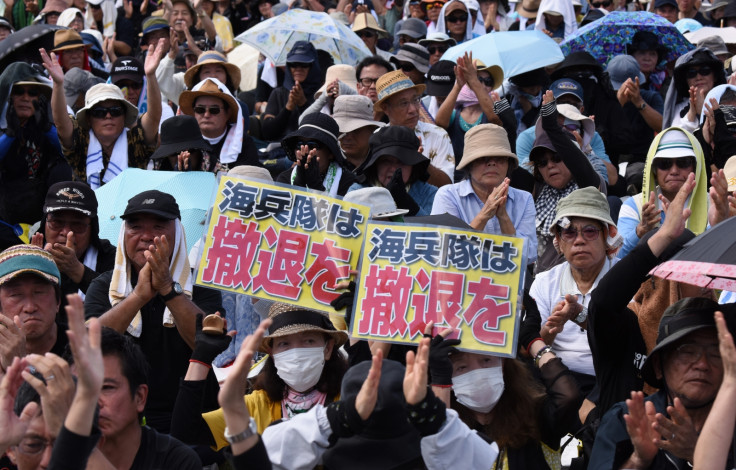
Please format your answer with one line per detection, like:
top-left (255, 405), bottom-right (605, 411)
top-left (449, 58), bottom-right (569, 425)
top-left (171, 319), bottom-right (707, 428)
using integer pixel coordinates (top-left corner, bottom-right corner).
top-left (273, 346), bottom-right (326, 392)
top-left (452, 366), bottom-right (505, 413)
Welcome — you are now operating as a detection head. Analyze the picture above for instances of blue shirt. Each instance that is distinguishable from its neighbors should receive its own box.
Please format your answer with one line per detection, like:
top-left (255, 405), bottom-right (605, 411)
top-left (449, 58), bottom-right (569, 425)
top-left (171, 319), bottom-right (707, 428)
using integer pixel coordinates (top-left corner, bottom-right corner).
top-left (431, 179), bottom-right (537, 263)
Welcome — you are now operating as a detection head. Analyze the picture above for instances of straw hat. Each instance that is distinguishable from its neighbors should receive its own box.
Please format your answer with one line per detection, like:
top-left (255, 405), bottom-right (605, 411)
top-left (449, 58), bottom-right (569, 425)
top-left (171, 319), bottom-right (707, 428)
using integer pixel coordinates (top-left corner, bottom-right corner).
top-left (51, 29), bottom-right (89, 52)
top-left (724, 155), bottom-right (736, 192)
top-left (457, 124), bottom-right (517, 170)
top-left (517, 0), bottom-right (540, 18)
top-left (475, 59), bottom-right (504, 91)
top-left (260, 302), bottom-right (348, 352)
top-left (373, 70), bottom-right (426, 112)
top-left (179, 78), bottom-right (239, 124)
top-left (183, 51), bottom-right (242, 90)
top-left (352, 12), bottom-right (389, 37)
top-left (314, 64), bottom-right (358, 99)
top-left (76, 83), bottom-right (138, 129)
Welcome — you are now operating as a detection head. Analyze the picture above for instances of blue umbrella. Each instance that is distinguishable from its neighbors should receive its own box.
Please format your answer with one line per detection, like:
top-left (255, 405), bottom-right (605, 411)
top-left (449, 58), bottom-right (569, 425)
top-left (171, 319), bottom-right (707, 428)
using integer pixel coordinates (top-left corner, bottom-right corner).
top-left (560, 11), bottom-right (695, 67)
top-left (95, 169), bottom-right (216, 253)
top-left (440, 30), bottom-right (565, 79)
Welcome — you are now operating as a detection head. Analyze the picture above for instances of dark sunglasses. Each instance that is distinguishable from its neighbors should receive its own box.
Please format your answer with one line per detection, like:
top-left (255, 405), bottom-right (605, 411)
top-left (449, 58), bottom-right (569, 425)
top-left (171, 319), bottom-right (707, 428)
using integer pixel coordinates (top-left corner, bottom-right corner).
top-left (591, 0), bottom-right (611, 6)
top-left (401, 62), bottom-right (417, 73)
top-left (288, 62), bottom-right (312, 69)
top-left (446, 13), bottom-right (468, 22)
top-left (686, 67), bottom-right (713, 79)
top-left (653, 157), bottom-right (694, 171)
top-left (534, 153), bottom-right (562, 168)
top-left (478, 76), bottom-right (494, 87)
top-left (89, 105), bottom-right (124, 119)
top-left (356, 30), bottom-right (376, 38)
top-left (427, 45), bottom-right (448, 55)
top-left (560, 225), bottom-right (601, 243)
top-left (298, 140), bottom-right (323, 150)
top-left (193, 105), bottom-right (223, 115)
top-left (424, 1), bottom-right (444, 9)
top-left (11, 87), bottom-right (41, 97)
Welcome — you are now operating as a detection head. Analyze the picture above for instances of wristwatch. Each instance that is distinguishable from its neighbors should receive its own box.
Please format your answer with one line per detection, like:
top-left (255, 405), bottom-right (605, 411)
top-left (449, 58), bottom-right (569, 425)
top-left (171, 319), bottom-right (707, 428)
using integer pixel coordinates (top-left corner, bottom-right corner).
top-left (224, 418), bottom-right (257, 444)
top-left (574, 306), bottom-right (588, 325)
top-left (161, 282), bottom-right (183, 302)
top-left (639, 102), bottom-right (647, 111)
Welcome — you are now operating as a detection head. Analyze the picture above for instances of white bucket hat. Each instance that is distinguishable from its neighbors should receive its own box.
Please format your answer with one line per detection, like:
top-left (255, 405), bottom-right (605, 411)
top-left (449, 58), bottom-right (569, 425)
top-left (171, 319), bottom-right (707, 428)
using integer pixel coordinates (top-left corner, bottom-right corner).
top-left (343, 187), bottom-right (408, 219)
top-left (332, 95), bottom-right (385, 134)
top-left (76, 83), bottom-right (138, 129)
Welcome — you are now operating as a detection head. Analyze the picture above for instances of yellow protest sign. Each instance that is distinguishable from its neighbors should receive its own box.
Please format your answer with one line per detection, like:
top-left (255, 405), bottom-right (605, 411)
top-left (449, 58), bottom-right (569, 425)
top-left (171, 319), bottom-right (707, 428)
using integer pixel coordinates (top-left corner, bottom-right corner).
top-left (351, 222), bottom-right (525, 357)
top-left (195, 175), bottom-right (370, 314)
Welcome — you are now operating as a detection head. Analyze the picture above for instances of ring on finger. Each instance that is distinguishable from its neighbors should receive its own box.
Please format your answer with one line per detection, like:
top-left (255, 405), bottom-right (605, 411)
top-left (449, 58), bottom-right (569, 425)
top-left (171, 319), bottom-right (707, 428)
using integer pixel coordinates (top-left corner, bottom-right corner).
top-left (45, 374), bottom-right (55, 381)
top-left (671, 433), bottom-right (675, 440)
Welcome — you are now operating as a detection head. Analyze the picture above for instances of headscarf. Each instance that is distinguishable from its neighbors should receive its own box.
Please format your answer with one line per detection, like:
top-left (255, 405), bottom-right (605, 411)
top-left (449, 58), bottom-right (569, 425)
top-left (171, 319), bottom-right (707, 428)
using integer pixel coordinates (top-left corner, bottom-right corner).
top-left (663, 48), bottom-right (726, 127)
top-left (699, 84), bottom-right (736, 124)
top-left (435, 0), bottom-right (474, 44)
top-left (535, 0), bottom-right (577, 39)
top-left (0, 62), bottom-right (52, 131)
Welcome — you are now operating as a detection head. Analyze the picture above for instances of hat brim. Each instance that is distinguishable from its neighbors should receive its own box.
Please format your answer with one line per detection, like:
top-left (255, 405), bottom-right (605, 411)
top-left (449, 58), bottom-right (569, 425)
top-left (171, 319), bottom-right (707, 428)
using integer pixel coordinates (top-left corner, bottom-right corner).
top-left (478, 64), bottom-right (504, 90)
top-left (391, 56), bottom-right (430, 74)
top-left (456, 149), bottom-right (517, 170)
top-left (550, 210), bottom-right (615, 233)
top-left (335, 117), bottom-right (384, 134)
top-left (517, 6), bottom-right (539, 18)
top-left (0, 268), bottom-right (59, 287)
top-left (45, 205), bottom-right (93, 217)
top-left (425, 80), bottom-right (454, 97)
top-left (260, 324), bottom-right (349, 352)
top-left (112, 73), bottom-right (143, 84)
top-left (52, 43), bottom-right (90, 52)
top-left (364, 144), bottom-right (427, 169)
top-left (179, 89), bottom-right (239, 124)
top-left (150, 138), bottom-right (213, 160)
top-left (282, 126), bottom-right (344, 164)
top-left (13, 81), bottom-right (52, 100)
top-left (641, 323), bottom-right (715, 387)
top-left (76, 97), bottom-right (139, 129)
top-left (184, 60), bottom-right (242, 90)
top-left (374, 83), bottom-right (426, 112)
top-left (120, 208), bottom-right (179, 220)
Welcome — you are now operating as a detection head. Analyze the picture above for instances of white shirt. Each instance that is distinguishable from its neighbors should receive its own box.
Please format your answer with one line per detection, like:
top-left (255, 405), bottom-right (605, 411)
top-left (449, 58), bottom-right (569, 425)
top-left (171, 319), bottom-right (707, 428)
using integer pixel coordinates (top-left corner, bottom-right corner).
top-left (416, 120), bottom-right (456, 182)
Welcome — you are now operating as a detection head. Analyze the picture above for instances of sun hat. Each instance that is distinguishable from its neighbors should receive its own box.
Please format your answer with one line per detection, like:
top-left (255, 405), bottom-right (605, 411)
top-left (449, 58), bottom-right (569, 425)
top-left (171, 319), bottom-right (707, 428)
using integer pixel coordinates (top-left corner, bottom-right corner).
top-left (551, 186), bottom-right (614, 230)
top-left (150, 115), bottom-right (213, 160)
top-left (121, 190), bottom-right (181, 220)
top-left (51, 29), bottom-right (89, 52)
top-left (352, 12), bottom-right (389, 37)
top-left (363, 125), bottom-right (428, 171)
top-left (724, 155), bottom-right (736, 192)
top-left (110, 56), bottom-right (144, 85)
top-left (314, 64), bottom-right (358, 99)
top-left (43, 181), bottom-right (97, 217)
top-left (475, 59), bottom-right (504, 91)
top-left (332, 95), bottom-right (384, 133)
top-left (183, 50), bottom-right (242, 90)
top-left (260, 302), bottom-right (348, 352)
top-left (42, 0), bottom-right (72, 17)
top-left (0, 245), bottom-right (60, 287)
top-left (517, 0), bottom-right (540, 18)
top-left (418, 32), bottom-right (457, 48)
top-left (397, 17), bottom-right (427, 39)
top-left (11, 76), bottom-right (52, 100)
top-left (76, 83), bottom-right (139, 129)
top-left (179, 78), bottom-right (239, 124)
top-left (141, 16), bottom-right (170, 43)
top-left (390, 43), bottom-right (431, 74)
top-left (63, 68), bottom-right (103, 110)
top-left (606, 55), bottom-right (646, 91)
top-left (425, 60), bottom-right (455, 97)
top-left (557, 104), bottom-right (595, 135)
top-left (227, 165), bottom-right (274, 182)
top-left (342, 187), bottom-right (409, 218)
top-left (282, 112), bottom-right (344, 164)
top-left (652, 129), bottom-right (696, 160)
top-left (373, 70), bottom-right (426, 112)
top-left (698, 35), bottom-right (729, 57)
top-left (457, 123), bottom-right (518, 170)
top-left (550, 78), bottom-right (584, 103)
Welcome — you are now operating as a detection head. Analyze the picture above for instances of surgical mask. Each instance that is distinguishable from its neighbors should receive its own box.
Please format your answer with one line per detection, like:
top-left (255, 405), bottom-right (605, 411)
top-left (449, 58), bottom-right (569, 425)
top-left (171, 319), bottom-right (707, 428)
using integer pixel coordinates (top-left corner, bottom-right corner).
top-left (452, 366), bottom-right (505, 413)
top-left (273, 346), bottom-right (326, 392)
top-left (519, 91), bottom-right (541, 108)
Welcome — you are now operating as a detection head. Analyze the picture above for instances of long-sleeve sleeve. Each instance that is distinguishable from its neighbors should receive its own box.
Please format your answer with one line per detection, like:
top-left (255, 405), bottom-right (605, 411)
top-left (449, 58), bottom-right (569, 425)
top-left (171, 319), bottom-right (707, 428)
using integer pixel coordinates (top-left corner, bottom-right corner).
top-left (156, 55), bottom-right (186, 106)
top-left (229, 437), bottom-right (273, 470)
top-left (262, 405), bottom-right (332, 470)
top-left (421, 409), bottom-right (500, 470)
top-left (537, 357), bottom-right (583, 447)
top-left (170, 380), bottom-right (217, 447)
top-left (47, 425), bottom-right (101, 470)
top-left (493, 99), bottom-right (518, 152)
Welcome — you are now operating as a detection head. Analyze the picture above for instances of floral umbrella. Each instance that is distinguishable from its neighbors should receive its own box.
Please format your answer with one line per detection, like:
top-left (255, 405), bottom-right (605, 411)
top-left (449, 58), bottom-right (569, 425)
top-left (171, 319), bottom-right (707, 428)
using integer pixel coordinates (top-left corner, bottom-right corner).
top-left (560, 11), bottom-right (694, 67)
top-left (234, 9), bottom-right (372, 67)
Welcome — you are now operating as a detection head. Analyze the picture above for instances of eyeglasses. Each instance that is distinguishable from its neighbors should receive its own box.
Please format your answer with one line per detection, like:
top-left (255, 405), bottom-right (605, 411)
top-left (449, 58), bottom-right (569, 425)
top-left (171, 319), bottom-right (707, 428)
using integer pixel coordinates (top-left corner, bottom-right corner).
top-left (16, 437), bottom-right (54, 456)
top-left (672, 343), bottom-right (721, 366)
top-left (591, 0), bottom-right (611, 6)
top-left (297, 140), bottom-right (323, 150)
top-left (427, 45), bottom-right (448, 55)
top-left (46, 215), bottom-right (91, 233)
top-left (389, 96), bottom-right (421, 110)
top-left (446, 13), bottom-right (468, 22)
top-left (478, 76), bottom-right (494, 87)
top-left (400, 62), bottom-right (417, 73)
top-left (193, 105), bottom-right (223, 115)
top-left (534, 153), bottom-right (562, 168)
top-left (89, 105), bottom-right (124, 119)
top-left (686, 67), bottom-right (713, 79)
top-left (356, 30), bottom-right (377, 39)
top-left (424, 1), bottom-right (444, 9)
top-left (359, 77), bottom-right (379, 87)
top-left (288, 62), bottom-right (312, 69)
top-left (560, 225), bottom-right (602, 242)
top-left (11, 87), bottom-right (41, 97)
top-left (653, 157), bottom-right (694, 171)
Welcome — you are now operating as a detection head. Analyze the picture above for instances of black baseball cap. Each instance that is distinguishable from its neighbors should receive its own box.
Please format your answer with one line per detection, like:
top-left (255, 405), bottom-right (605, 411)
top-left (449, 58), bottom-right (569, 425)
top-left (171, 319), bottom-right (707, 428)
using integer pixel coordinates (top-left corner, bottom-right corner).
top-left (43, 181), bottom-right (98, 217)
top-left (425, 60), bottom-right (456, 97)
top-left (111, 57), bottom-right (144, 84)
top-left (121, 190), bottom-right (181, 220)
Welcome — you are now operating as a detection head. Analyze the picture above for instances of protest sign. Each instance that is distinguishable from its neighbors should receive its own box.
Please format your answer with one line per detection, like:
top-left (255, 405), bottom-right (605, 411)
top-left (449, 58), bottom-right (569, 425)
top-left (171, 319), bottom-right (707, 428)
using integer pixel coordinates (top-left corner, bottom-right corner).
top-left (351, 222), bottom-right (525, 357)
top-left (195, 175), bottom-right (370, 313)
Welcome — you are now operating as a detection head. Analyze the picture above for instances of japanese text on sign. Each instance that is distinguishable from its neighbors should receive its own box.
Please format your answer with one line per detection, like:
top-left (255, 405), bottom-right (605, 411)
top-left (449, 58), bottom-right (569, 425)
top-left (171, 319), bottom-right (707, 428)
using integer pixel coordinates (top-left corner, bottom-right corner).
top-left (195, 176), bottom-right (370, 313)
top-left (351, 223), bottom-right (525, 357)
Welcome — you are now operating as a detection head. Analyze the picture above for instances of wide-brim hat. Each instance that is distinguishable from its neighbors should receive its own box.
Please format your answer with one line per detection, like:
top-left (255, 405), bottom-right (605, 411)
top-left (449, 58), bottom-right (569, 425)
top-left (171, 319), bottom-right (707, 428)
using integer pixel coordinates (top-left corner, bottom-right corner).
top-left (557, 104), bottom-right (595, 137)
top-left (260, 302), bottom-right (348, 352)
top-left (518, 0), bottom-right (540, 18)
top-left (352, 12), bottom-right (389, 37)
top-left (314, 64), bottom-right (358, 99)
top-left (51, 28), bottom-right (89, 52)
top-left (0, 245), bottom-right (60, 287)
top-left (364, 125), bottom-right (428, 171)
top-left (474, 59), bottom-right (504, 91)
top-left (76, 83), bottom-right (139, 129)
top-left (373, 70), bottom-right (426, 112)
top-left (179, 78), bottom-right (239, 124)
top-left (332, 95), bottom-right (384, 133)
top-left (418, 32), bottom-right (457, 48)
top-left (282, 112), bottom-right (344, 164)
top-left (150, 115), bottom-right (213, 160)
top-left (12, 79), bottom-right (52, 100)
top-left (183, 51), bottom-right (242, 90)
top-left (457, 123), bottom-right (517, 170)
top-left (551, 186), bottom-right (614, 230)
top-left (342, 187), bottom-right (409, 219)
top-left (390, 43), bottom-right (431, 74)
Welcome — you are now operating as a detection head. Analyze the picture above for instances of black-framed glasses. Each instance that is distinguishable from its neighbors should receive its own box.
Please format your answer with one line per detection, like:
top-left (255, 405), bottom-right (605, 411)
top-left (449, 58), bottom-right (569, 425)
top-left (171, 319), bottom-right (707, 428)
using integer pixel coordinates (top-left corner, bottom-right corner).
top-left (298, 140), bottom-right (324, 150)
top-left (427, 45), bottom-right (448, 55)
top-left (46, 215), bottom-right (91, 233)
top-left (356, 30), bottom-right (377, 38)
top-left (359, 77), bottom-right (379, 87)
top-left (560, 225), bottom-right (602, 242)
top-left (89, 105), bottom-right (124, 119)
top-left (653, 157), bottom-right (694, 171)
top-left (672, 343), bottom-right (721, 365)
top-left (686, 67), bottom-right (713, 79)
top-left (288, 62), bottom-right (312, 69)
top-left (446, 13), bottom-right (468, 22)
top-left (478, 76), bottom-right (494, 87)
top-left (193, 105), bottom-right (223, 115)
top-left (11, 87), bottom-right (41, 97)
top-left (534, 153), bottom-right (562, 168)
top-left (401, 62), bottom-right (417, 73)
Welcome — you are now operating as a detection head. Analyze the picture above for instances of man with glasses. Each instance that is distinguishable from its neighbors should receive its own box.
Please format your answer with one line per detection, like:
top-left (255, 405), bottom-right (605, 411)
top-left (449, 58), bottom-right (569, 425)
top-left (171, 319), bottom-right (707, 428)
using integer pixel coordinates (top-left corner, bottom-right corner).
top-left (355, 56), bottom-right (392, 122)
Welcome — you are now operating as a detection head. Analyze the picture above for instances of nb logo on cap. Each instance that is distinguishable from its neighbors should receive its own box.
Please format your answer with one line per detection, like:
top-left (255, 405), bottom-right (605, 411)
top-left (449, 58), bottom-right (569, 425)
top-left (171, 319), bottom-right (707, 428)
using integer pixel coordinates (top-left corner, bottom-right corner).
top-left (142, 199), bottom-right (155, 204)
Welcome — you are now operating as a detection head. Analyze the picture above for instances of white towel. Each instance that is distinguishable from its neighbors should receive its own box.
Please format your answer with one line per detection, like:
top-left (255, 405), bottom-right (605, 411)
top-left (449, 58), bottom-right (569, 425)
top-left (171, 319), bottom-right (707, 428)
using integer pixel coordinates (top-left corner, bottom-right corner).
top-left (189, 78), bottom-right (244, 165)
top-left (86, 128), bottom-right (128, 189)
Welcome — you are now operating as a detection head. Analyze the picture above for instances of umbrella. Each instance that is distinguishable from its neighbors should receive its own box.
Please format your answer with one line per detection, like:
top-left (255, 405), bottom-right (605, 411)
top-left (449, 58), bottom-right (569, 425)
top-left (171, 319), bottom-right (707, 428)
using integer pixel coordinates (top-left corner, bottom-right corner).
top-left (227, 43), bottom-right (260, 92)
top-left (685, 26), bottom-right (736, 45)
top-left (233, 8), bottom-right (372, 67)
top-left (560, 11), bottom-right (694, 67)
top-left (94, 168), bottom-right (217, 253)
top-left (0, 24), bottom-right (64, 70)
top-left (440, 30), bottom-right (564, 79)
top-left (650, 217), bottom-right (736, 291)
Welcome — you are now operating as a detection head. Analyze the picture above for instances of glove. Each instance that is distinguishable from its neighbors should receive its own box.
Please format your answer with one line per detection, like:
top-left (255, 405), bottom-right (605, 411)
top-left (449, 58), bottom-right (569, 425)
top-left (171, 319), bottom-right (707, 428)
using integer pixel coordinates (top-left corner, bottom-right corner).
top-left (386, 168), bottom-right (420, 216)
top-left (407, 389), bottom-right (446, 436)
top-left (330, 281), bottom-right (355, 327)
top-left (325, 395), bottom-right (365, 445)
top-left (294, 152), bottom-right (325, 191)
top-left (190, 314), bottom-right (232, 367)
top-left (428, 334), bottom-right (460, 386)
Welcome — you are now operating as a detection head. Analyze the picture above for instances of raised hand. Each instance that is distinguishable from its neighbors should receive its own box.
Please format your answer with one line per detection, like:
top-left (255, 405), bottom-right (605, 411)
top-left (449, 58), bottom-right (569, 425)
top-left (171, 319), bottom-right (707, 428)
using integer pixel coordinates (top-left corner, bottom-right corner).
top-left (355, 349), bottom-right (383, 420)
top-left (144, 38), bottom-right (167, 76)
top-left (65, 294), bottom-right (103, 399)
top-left (636, 191), bottom-right (660, 238)
top-left (0, 357), bottom-right (38, 455)
top-left (39, 49), bottom-right (64, 85)
top-left (404, 337), bottom-right (430, 405)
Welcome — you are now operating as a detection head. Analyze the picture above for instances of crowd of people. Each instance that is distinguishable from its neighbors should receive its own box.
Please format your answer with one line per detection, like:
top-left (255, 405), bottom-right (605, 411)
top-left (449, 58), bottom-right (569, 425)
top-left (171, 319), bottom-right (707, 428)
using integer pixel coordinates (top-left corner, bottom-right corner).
top-left (1, 0), bottom-right (736, 468)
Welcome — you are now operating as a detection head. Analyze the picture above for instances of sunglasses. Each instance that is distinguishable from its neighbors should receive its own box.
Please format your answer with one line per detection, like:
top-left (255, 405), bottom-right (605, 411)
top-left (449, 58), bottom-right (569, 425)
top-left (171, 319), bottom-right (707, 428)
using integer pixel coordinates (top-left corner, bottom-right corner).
top-left (193, 105), bottom-right (223, 115)
top-left (427, 45), bottom-right (448, 55)
top-left (89, 105), bottom-right (124, 119)
top-left (288, 62), bottom-right (312, 69)
top-left (534, 153), bottom-right (562, 168)
top-left (686, 66), bottom-right (713, 79)
top-left (424, 1), bottom-right (444, 9)
top-left (478, 76), bottom-right (494, 87)
top-left (356, 30), bottom-right (377, 38)
top-left (298, 140), bottom-right (323, 150)
top-left (446, 13), bottom-right (468, 22)
top-left (11, 87), bottom-right (41, 97)
top-left (653, 157), bottom-right (694, 171)
top-left (46, 215), bottom-right (91, 233)
top-left (401, 62), bottom-right (417, 73)
top-left (560, 225), bottom-right (602, 243)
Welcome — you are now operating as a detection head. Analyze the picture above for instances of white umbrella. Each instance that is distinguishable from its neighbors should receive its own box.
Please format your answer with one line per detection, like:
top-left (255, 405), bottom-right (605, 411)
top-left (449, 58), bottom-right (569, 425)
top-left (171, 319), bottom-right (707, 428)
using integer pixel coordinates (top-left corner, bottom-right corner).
top-left (685, 26), bottom-right (736, 45)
